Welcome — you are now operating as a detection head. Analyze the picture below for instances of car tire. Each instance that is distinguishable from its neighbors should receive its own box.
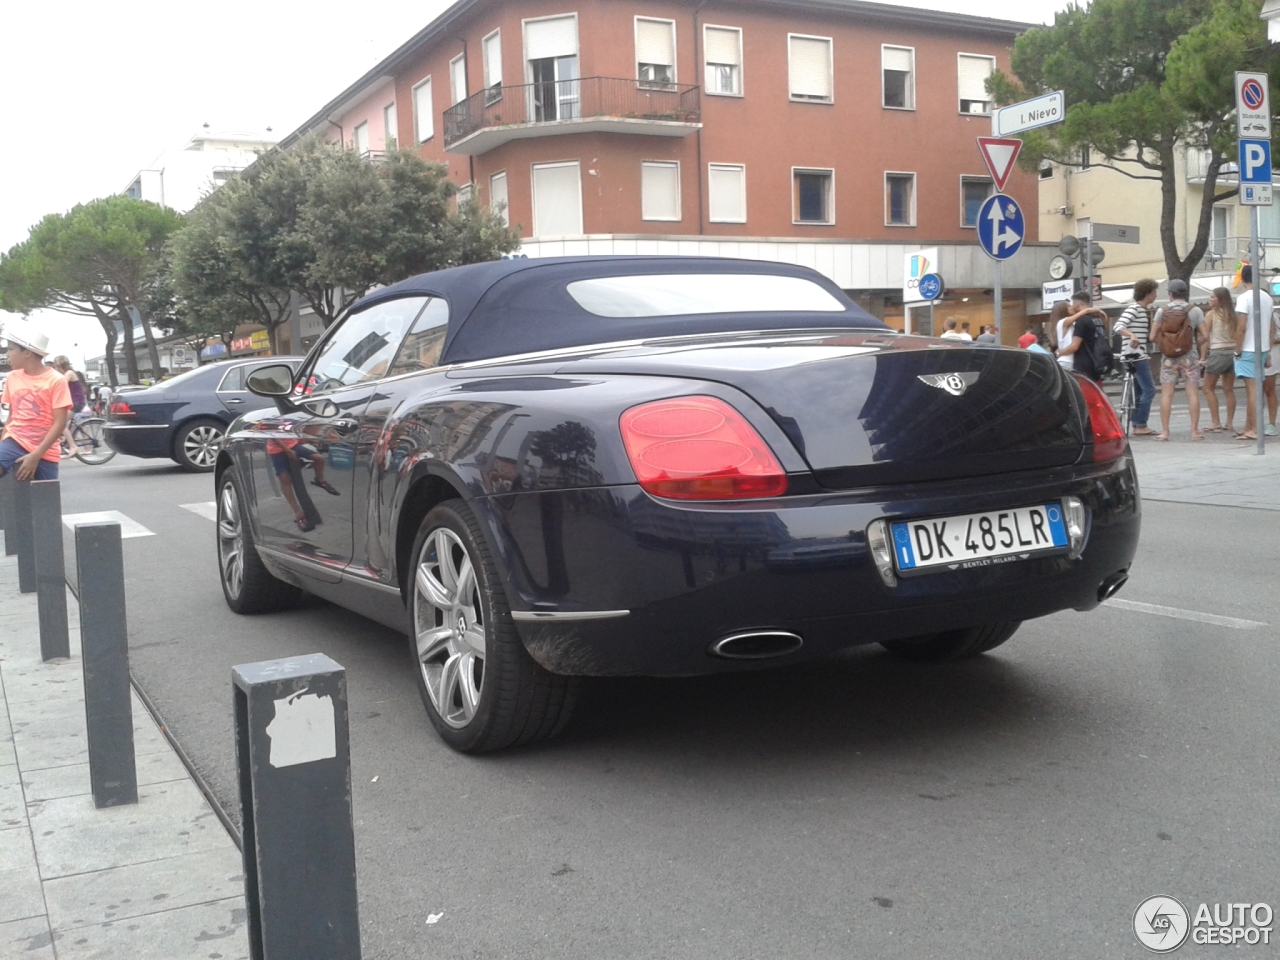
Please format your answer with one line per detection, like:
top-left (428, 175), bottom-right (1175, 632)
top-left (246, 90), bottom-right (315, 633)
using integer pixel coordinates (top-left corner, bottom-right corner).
top-left (217, 468), bottom-right (302, 614)
top-left (879, 621), bottom-right (1021, 662)
top-left (174, 418), bottom-right (225, 472)
top-left (408, 500), bottom-right (578, 753)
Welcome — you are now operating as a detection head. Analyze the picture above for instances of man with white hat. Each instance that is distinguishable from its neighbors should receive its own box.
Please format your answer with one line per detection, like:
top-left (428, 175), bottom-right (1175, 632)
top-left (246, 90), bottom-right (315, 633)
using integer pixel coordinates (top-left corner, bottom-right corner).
top-left (0, 322), bottom-right (73, 481)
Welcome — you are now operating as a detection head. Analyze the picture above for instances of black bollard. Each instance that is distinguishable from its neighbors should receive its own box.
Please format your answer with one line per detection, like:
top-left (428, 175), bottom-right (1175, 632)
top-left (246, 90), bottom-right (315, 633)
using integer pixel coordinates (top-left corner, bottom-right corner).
top-left (12, 479), bottom-right (35, 592)
top-left (76, 521), bottom-right (137, 808)
top-left (232, 654), bottom-right (360, 960)
top-left (31, 480), bottom-right (69, 661)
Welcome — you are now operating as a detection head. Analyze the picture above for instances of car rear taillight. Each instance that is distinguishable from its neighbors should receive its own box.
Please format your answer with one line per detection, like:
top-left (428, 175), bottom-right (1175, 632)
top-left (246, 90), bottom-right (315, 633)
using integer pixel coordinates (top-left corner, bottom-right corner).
top-left (109, 400), bottom-right (134, 417)
top-left (619, 396), bottom-right (788, 500)
top-left (1072, 374), bottom-right (1125, 462)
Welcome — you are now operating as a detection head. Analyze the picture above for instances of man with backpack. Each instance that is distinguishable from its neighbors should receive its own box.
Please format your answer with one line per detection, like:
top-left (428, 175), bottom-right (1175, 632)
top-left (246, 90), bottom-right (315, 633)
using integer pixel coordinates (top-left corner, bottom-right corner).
top-left (1056, 291), bottom-right (1113, 382)
top-left (1151, 279), bottom-right (1207, 441)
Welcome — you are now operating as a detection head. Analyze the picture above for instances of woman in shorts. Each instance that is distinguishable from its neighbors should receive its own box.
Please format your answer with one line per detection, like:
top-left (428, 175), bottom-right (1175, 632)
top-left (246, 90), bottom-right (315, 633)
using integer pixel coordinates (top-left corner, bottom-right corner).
top-left (1200, 287), bottom-right (1238, 432)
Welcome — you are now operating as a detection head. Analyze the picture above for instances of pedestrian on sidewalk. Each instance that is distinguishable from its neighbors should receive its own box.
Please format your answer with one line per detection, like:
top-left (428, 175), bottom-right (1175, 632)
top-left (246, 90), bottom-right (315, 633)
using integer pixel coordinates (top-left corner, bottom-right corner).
top-left (1049, 301), bottom-right (1075, 370)
top-left (1113, 278), bottom-right (1159, 435)
top-left (1056, 291), bottom-right (1110, 382)
top-left (1232, 265), bottom-right (1276, 440)
top-left (51, 356), bottom-right (87, 457)
top-left (0, 323), bottom-right (72, 481)
top-left (959, 322), bottom-right (974, 341)
top-left (1019, 331), bottom-right (1051, 355)
top-left (1151, 279), bottom-right (1206, 441)
top-left (939, 318), bottom-right (966, 341)
top-left (1201, 287), bottom-right (1239, 433)
top-left (975, 324), bottom-right (998, 344)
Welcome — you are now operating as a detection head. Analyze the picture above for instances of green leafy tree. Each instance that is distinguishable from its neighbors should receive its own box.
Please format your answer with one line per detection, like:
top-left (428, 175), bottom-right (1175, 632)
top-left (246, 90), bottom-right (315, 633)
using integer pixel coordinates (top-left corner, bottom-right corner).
top-left (172, 136), bottom-right (521, 340)
top-left (989, 0), bottom-right (1280, 284)
top-left (0, 197), bottom-right (182, 384)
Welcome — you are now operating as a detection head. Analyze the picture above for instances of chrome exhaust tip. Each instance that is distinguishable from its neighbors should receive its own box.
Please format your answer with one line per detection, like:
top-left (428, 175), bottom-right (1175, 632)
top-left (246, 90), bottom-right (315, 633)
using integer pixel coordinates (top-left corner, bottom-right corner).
top-left (1097, 571), bottom-right (1129, 603)
top-left (710, 631), bottom-right (804, 660)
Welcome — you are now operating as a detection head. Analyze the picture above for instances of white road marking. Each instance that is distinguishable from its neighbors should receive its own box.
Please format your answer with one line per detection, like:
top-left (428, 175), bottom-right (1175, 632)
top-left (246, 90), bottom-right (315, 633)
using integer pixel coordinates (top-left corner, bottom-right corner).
top-left (180, 501), bottom-right (217, 521)
top-left (61, 510), bottom-right (155, 539)
top-left (1103, 598), bottom-right (1268, 630)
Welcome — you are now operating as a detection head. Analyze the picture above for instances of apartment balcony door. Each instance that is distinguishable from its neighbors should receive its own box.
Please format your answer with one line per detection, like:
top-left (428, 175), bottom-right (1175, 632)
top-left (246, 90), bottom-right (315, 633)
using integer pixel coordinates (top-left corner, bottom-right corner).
top-left (529, 55), bottom-right (579, 121)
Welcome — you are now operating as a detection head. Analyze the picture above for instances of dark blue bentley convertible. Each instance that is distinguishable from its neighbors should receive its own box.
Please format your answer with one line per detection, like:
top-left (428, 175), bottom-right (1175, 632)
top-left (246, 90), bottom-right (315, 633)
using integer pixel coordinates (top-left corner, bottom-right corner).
top-left (215, 257), bottom-right (1140, 752)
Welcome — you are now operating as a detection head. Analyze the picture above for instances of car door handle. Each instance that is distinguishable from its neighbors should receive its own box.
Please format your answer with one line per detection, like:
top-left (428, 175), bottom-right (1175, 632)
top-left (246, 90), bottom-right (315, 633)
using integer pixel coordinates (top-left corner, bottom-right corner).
top-left (225, 397), bottom-right (245, 404)
top-left (331, 418), bottom-right (359, 432)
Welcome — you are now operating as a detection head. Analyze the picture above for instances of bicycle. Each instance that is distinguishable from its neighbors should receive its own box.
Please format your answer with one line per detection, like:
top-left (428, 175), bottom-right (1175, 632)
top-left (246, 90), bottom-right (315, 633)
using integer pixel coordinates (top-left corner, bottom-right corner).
top-left (1112, 349), bottom-right (1148, 438)
top-left (62, 413), bottom-right (116, 465)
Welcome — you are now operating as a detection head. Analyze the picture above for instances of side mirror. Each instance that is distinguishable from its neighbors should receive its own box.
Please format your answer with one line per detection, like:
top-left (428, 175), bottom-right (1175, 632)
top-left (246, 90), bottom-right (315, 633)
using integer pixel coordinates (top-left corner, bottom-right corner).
top-left (246, 364), bottom-right (295, 398)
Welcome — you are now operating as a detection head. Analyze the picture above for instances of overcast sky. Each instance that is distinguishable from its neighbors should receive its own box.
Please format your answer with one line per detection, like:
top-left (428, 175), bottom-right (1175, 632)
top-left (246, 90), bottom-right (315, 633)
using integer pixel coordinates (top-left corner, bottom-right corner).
top-left (2, 0), bottom-right (1071, 366)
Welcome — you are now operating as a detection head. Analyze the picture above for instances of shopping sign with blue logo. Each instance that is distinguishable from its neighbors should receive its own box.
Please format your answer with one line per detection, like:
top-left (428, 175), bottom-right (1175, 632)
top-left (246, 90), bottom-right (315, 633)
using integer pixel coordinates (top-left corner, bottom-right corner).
top-left (903, 247), bottom-right (940, 303)
top-left (977, 194), bottom-right (1025, 261)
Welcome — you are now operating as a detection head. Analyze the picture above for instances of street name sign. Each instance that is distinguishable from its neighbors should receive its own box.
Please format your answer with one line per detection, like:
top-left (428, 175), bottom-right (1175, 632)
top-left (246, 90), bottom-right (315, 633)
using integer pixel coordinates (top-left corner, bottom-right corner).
top-left (992, 91), bottom-right (1064, 136)
top-left (1236, 72), bottom-right (1272, 139)
top-left (1090, 223), bottom-right (1141, 244)
top-left (977, 194), bottom-right (1025, 261)
top-left (976, 137), bottom-right (1023, 192)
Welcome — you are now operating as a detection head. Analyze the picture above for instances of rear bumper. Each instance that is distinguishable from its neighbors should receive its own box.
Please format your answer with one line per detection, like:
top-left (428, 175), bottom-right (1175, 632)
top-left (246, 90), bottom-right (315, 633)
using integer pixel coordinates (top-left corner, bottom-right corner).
top-left (477, 454), bottom-right (1141, 676)
top-left (103, 423), bottom-right (172, 459)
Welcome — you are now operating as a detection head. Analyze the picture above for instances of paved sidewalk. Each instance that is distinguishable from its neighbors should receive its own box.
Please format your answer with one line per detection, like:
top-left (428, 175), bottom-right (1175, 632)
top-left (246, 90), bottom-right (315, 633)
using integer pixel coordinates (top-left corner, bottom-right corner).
top-left (0, 555), bottom-right (248, 960)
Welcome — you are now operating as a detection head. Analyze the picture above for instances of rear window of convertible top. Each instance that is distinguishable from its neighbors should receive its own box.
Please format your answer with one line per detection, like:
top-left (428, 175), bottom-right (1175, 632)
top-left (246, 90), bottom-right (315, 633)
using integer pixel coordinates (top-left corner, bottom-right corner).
top-left (565, 273), bottom-right (847, 318)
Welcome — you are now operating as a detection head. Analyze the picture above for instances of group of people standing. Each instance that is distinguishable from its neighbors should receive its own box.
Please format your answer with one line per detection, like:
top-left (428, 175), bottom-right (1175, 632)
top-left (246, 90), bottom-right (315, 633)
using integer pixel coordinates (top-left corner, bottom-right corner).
top-left (1045, 268), bottom-right (1278, 441)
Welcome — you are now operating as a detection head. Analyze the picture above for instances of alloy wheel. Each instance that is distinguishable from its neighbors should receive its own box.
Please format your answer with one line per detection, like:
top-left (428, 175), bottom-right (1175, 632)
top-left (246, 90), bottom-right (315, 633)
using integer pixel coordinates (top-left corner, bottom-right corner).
top-left (184, 425), bottom-right (223, 469)
top-left (414, 527), bottom-right (486, 728)
top-left (218, 482), bottom-right (244, 599)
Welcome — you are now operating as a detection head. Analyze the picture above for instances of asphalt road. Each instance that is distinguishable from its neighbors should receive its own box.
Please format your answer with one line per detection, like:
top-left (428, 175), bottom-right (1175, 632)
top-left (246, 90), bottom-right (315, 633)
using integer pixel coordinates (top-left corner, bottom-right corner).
top-left (59, 453), bottom-right (1279, 960)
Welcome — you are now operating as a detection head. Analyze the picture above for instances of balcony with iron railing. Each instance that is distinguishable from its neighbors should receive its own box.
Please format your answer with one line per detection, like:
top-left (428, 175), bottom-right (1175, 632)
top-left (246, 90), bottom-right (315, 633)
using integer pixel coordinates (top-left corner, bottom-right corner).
top-left (443, 76), bottom-right (701, 155)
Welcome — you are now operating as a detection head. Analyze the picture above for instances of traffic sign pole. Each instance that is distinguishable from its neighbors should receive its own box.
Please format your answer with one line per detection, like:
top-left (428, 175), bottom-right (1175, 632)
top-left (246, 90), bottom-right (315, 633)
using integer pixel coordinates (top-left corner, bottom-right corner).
top-left (1251, 208), bottom-right (1265, 456)
top-left (994, 261), bottom-right (1002, 338)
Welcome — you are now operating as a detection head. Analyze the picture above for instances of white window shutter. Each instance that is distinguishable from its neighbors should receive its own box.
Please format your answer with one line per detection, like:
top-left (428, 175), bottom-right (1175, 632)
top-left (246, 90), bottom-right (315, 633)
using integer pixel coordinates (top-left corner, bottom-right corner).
top-left (882, 46), bottom-right (912, 72)
top-left (704, 27), bottom-right (740, 65)
top-left (525, 16), bottom-right (578, 61)
top-left (532, 162), bottom-right (583, 237)
top-left (353, 122), bottom-right (369, 155)
top-left (641, 162), bottom-right (680, 220)
top-left (958, 55), bottom-right (993, 102)
top-left (484, 33), bottom-right (503, 87)
top-left (708, 164), bottom-right (746, 222)
top-left (636, 18), bottom-right (675, 66)
top-left (490, 172), bottom-right (509, 226)
top-left (413, 78), bottom-right (433, 142)
top-left (450, 56), bottom-right (467, 105)
top-left (383, 103), bottom-right (397, 144)
top-left (789, 37), bottom-right (832, 99)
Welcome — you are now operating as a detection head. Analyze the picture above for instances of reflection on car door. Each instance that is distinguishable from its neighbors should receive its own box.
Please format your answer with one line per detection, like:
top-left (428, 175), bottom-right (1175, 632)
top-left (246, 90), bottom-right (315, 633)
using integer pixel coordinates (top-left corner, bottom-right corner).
top-left (215, 364), bottom-right (252, 418)
top-left (250, 296), bottom-right (434, 577)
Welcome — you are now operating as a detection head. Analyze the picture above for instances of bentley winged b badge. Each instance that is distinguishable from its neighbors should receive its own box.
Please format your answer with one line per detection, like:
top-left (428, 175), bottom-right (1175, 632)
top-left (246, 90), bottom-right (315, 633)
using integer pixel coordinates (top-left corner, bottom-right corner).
top-left (918, 372), bottom-right (980, 397)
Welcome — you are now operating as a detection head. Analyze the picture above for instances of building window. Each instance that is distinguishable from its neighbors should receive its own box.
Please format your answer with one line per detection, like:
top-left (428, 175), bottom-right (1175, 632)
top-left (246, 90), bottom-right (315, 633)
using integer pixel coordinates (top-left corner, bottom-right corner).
top-left (1080, 146), bottom-right (1091, 169)
top-left (961, 176), bottom-right (994, 227)
top-left (125, 179), bottom-right (143, 199)
top-left (413, 77), bottom-right (434, 142)
top-left (641, 161), bottom-right (681, 221)
top-left (525, 14), bottom-right (580, 121)
top-left (383, 102), bottom-right (397, 148)
top-left (957, 54), bottom-right (995, 114)
top-left (789, 35), bottom-right (833, 102)
top-left (490, 171), bottom-right (509, 227)
top-left (483, 30), bottom-right (503, 104)
top-left (636, 17), bottom-right (677, 88)
top-left (531, 161), bottom-right (583, 237)
top-left (450, 54), bottom-right (468, 105)
top-left (793, 168), bottom-right (834, 224)
top-left (457, 183), bottom-right (473, 205)
top-left (353, 122), bottom-right (369, 156)
top-left (885, 172), bottom-right (916, 226)
top-left (882, 45), bottom-right (915, 109)
top-left (708, 163), bottom-right (746, 223)
top-left (1039, 161), bottom-right (1054, 180)
top-left (704, 25), bottom-right (742, 96)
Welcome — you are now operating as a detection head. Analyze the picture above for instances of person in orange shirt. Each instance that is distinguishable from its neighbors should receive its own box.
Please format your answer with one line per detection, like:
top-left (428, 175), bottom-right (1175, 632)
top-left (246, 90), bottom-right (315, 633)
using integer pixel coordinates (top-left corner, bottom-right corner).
top-left (0, 324), bottom-right (72, 481)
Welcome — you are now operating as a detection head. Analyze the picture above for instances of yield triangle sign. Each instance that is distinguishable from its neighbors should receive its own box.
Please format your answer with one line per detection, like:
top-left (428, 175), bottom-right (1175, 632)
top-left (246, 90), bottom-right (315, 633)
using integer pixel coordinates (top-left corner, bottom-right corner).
top-left (977, 137), bottom-right (1023, 192)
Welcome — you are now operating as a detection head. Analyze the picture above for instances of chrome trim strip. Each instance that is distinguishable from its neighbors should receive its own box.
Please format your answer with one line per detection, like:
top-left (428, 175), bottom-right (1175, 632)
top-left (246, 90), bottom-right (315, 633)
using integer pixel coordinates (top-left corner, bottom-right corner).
top-left (102, 423), bottom-right (169, 430)
top-left (342, 569), bottom-right (402, 596)
top-left (257, 544), bottom-right (347, 578)
top-left (511, 609), bottom-right (630, 621)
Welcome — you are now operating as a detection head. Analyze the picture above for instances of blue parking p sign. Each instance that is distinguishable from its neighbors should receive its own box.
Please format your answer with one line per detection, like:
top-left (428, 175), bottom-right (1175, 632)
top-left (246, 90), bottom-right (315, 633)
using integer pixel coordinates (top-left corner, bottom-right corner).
top-left (1239, 139), bottom-right (1273, 184)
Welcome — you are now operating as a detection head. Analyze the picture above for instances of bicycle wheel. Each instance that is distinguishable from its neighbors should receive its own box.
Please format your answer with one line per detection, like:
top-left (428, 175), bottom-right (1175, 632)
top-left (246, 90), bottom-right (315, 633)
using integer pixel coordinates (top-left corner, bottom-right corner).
top-left (73, 418), bottom-right (116, 464)
top-left (1119, 373), bottom-right (1135, 437)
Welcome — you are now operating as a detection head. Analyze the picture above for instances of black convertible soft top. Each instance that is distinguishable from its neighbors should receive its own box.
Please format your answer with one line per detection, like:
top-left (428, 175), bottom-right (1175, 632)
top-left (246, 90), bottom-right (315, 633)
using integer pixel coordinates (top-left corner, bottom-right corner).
top-left (349, 256), bottom-right (885, 365)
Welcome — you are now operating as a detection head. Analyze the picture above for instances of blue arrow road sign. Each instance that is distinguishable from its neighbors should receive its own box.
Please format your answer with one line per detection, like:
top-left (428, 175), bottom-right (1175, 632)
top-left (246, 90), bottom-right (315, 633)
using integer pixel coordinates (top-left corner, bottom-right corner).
top-left (917, 273), bottom-right (943, 300)
top-left (977, 194), bottom-right (1024, 261)
top-left (1239, 139), bottom-right (1273, 184)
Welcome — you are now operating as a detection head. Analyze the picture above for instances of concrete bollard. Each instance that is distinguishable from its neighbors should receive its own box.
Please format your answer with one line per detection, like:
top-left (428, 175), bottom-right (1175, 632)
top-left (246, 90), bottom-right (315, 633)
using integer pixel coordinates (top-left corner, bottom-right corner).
top-left (31, 480), bottom-right (70, 661)
top-left (0, 472), bottom-right (12, 551)
top-left (232, 654), bottom-right (361, 960)
top-left (12, 479), bottom-right (35, 592)
top-left (76, 521), bottom-right (137, 808)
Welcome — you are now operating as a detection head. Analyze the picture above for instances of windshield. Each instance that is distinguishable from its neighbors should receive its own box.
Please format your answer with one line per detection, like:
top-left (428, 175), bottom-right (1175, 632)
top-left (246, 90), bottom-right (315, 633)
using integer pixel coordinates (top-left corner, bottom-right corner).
top-left (566, 273), bottom-right (847, 318)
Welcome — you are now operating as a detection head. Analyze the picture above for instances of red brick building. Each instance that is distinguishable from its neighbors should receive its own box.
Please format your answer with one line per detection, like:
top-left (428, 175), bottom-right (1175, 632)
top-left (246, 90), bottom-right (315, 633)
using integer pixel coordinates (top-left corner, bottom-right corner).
top-left (281, 0), bottom-right (1056, 340)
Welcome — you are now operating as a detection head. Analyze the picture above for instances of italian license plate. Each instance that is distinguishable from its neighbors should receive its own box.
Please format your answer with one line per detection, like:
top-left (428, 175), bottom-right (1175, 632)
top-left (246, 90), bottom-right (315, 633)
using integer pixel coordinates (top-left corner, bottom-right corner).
top-left (891, 503), bottom-right (1069, 573)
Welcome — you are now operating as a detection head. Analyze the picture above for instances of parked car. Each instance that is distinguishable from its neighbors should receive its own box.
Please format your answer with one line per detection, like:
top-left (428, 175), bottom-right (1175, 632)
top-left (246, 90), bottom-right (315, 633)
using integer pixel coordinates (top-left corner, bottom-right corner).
top-left (215, 257), bottom-right (1140, 753)
top-left (104, 357), bottom-right (302, 471)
